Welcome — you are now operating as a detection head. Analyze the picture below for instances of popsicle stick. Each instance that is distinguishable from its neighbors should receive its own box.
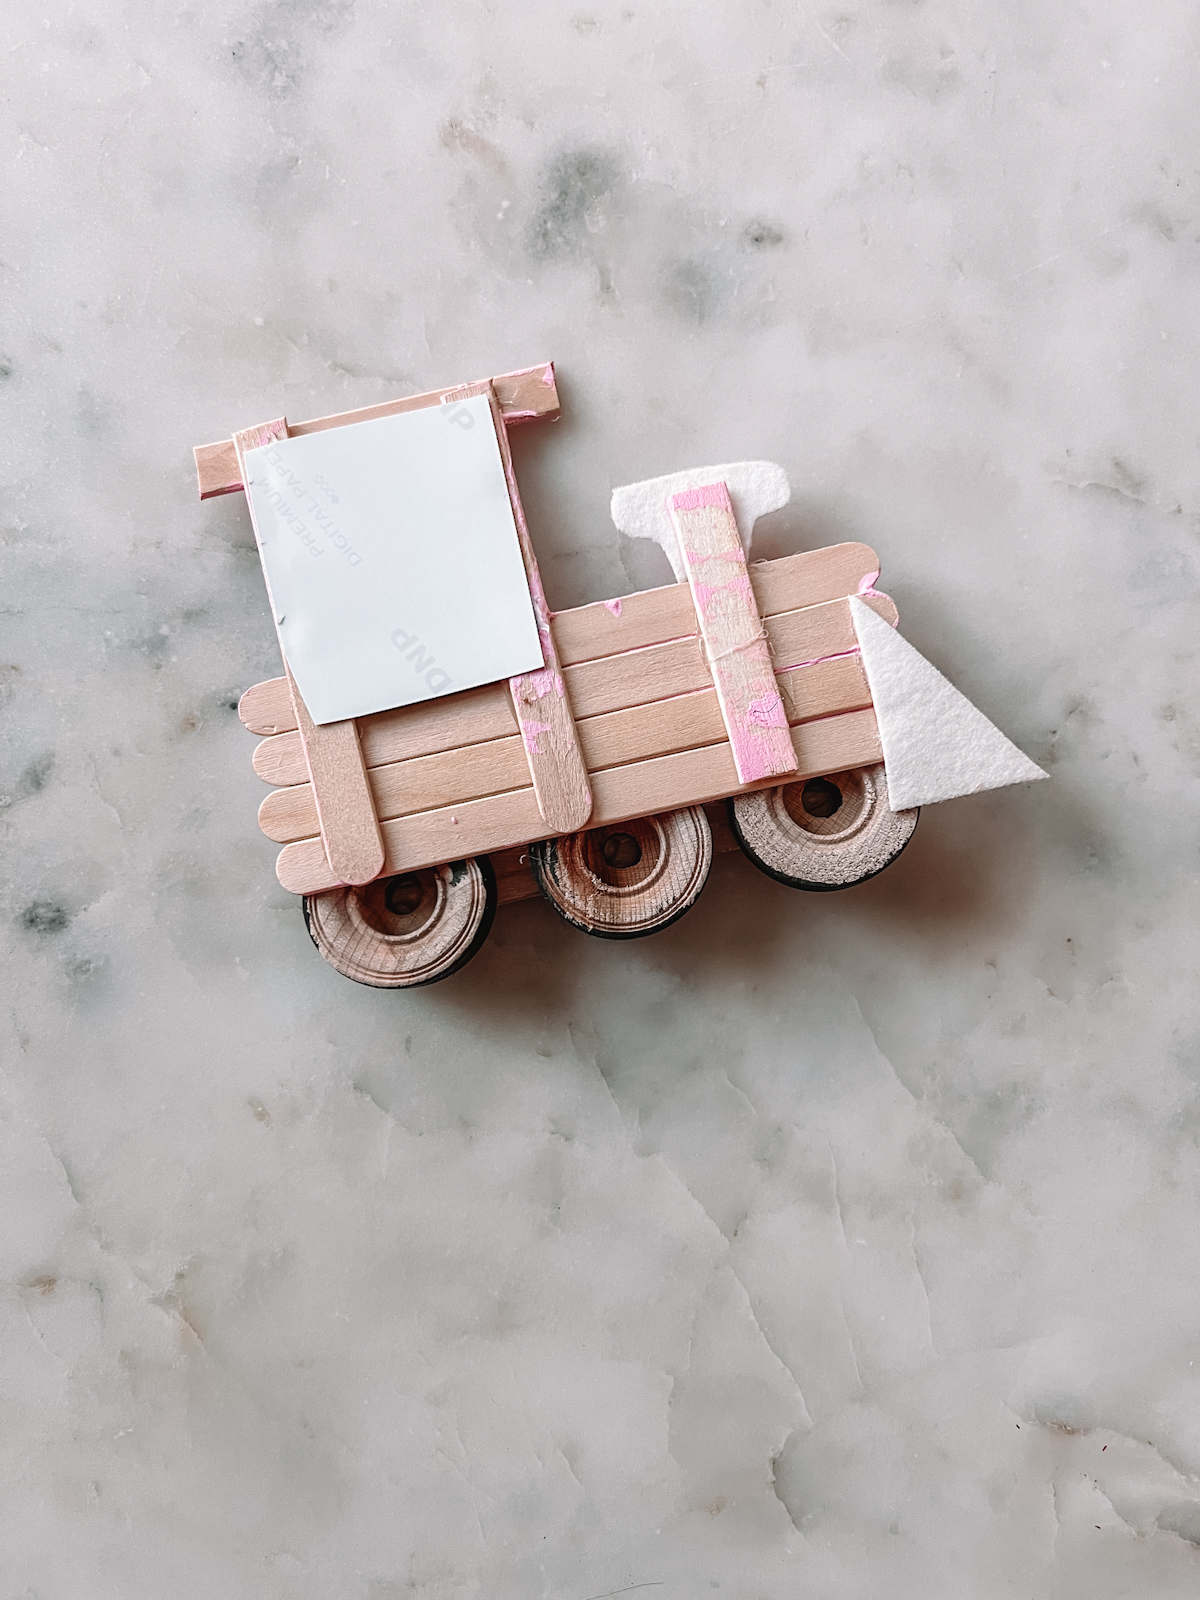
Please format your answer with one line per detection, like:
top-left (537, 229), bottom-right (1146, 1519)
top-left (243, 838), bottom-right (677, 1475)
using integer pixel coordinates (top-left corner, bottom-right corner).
top-left (247, 588), bottom-right (896, 783)
top-left (258, 653), bottom-right (876, 846)
top-left (669, 482), bottom-right (798, 785)
top-left (442, 380), bottom-right (592, 834)
top-left (251, 600), bottom-right (888, 786)
top-left (237, 541), bottom-right (889, 736)
top-left (275, 707), bottom-right (883, 895)
top-left (282, 667), bottom-right (385, 884)
top-left (546, 540), bottom-right (884, 664)
top-left (232, 421), bottom-right (385, 887)
top-left (749, 544), bottom-right (883, 621)
top-left (587, 709), bottom-right (878, 826)
top-left (776, 652), bottom-right (871, 725)
top-left (197, 362), bottom-right (561, 500)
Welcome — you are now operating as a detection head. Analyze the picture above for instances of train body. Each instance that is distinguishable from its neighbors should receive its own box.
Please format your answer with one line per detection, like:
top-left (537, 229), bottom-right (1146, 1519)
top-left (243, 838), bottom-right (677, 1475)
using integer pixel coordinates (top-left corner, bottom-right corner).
top-left (196, 361), bottom-right (1038, 986)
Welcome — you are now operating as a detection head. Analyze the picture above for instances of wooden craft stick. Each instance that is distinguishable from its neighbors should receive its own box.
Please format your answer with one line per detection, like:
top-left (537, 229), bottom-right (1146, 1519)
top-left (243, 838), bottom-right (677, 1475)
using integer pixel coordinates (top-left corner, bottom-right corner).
top-left (669, 482), bottom-right (798, 785)
top-left (749, 544), bottom-right (884, 621)
top-left (244, 571), bottom-right (892, 765)
top-left (543, 540), bottom-right (884, 664)
top-left (492, 797), bottom-right (741, 907)
top-left (776, 652), bottom-right (871, 726)
top-left (441, 380), bottom-right (592, 835)
top-left (196, 362), bottom-right (560, 500)
top-left (232, 421), bottom-right (385, 887)
top-left (237, 540), bottom-right (888, 736)
top-left (588, 710), bottom-right (879, 827)
top-left (249, 593), bottom-right (893, 787)
top-left (259, 730), bottom-right (529, 844)
top-left (257, 652), bottom-right (876, 846)
top-left (275, 707), bottom-right (883, 896)
top-left (281, 667), bottom-right (385, 884)
top-left (253, 641), bottom-right (874, 803)
top-left (259, 649), bottom-right (868, 846)
top-left (251, 682), bottom-right (517, 787)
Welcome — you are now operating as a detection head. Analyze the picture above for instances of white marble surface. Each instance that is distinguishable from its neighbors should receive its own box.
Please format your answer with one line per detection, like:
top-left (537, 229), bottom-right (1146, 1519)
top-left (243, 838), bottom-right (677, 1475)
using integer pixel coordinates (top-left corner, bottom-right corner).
top-left (3, 2), bottom-right (1199, 1594)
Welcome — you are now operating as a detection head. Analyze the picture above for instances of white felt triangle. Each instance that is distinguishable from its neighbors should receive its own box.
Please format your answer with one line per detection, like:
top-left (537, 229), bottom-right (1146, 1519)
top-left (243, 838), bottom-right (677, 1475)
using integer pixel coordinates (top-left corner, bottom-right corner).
top-left (849, 596), bottom-right (1047, 811)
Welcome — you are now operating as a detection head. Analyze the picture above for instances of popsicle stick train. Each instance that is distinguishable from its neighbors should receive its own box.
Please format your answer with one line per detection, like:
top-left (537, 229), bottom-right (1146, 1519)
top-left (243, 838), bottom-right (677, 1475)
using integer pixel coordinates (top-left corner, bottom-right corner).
top-left (195, 361), bottom-right (1044, 987)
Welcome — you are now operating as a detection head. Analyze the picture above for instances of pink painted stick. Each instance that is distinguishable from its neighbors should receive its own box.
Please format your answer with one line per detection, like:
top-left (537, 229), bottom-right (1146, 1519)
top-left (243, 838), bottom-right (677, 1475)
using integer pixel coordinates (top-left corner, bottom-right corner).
top-left (668, 482), bottom-right (798, 785)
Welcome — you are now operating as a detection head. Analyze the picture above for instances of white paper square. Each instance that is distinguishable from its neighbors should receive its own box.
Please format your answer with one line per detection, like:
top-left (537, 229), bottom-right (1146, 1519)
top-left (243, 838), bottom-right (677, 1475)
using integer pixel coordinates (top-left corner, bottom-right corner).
top-left (241, 396), bottom-right (545, 725)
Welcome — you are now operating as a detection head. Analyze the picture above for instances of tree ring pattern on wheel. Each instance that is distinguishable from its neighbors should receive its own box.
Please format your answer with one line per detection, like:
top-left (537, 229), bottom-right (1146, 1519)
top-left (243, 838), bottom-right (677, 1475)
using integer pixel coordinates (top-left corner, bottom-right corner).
top-left (529, 807), bottom-right (713, 939)
top-left (729, 763), bottom-right (918, 891)
top-left (304, 857), bottom-right (497, 987)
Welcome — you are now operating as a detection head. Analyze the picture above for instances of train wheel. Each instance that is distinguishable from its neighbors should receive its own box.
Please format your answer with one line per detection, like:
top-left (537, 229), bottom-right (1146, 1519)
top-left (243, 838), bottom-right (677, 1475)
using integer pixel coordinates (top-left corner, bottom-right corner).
top-left (303, 857), bottom-right (497, 987)
top-left (729, 764), bottom-right (917, 891)
top-left (529, 807), bottom-right (712, 939)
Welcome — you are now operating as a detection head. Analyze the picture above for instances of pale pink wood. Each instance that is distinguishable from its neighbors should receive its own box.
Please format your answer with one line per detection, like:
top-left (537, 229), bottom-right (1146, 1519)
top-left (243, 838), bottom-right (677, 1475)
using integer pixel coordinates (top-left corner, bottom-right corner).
top-left (232, 420), bottom-right (385, 887)
top-left (468, 801), bottom-right (742, 908)
top-left (256, 653), bottom-right (878, 847)
top-left (236, 543), bottom-right (893, 737)
top-left (273, 707), bottom-right (883, 895)
top-left (668, 482), bottom-right (798, 786)
top-left (247, 591), bottom-right (893, 790)
top-left (441, 380), bottom-right (592, 835)
top-left (749, 543), bottom-right (884, 620)
top-left (196, 362), bottom-right (560, 500)
top-left (283, 667), bottom-right (385, 885)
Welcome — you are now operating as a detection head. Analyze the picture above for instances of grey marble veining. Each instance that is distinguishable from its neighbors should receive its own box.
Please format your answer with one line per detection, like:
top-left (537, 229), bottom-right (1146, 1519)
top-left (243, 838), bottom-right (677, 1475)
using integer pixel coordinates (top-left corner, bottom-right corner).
top-left (3, 2), bottom-right (1200, 1594)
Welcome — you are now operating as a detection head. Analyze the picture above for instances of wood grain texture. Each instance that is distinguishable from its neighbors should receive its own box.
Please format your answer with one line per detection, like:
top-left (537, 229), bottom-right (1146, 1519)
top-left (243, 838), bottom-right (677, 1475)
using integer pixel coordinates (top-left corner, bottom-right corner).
top-left (274, 707), bottom-right (883, 895)
top-left (246, 588), bottom-right (895, 783)
top-left (729, 763), bottom-right (919, 890)
top-left (237, 541), bottom-right (887, 736)
top-left (529, 807), bottom-right (712, 938)
top-left (670, 481), bottom-right (797, 785)
top-left (546, 539), bottom-right (883, 663)
top-left (233, 420), bottom-right (385, 887)
top-left (283, 668), bottom-right (386, 884)
top-left (196, 362), bottom-right (560, 500)
top-left (492, 799), bottom-right (741, 907)
top-left (256, 655), bottom-right (879, 846)
top-left (442, 380), bottom-right (592, 835)
top-left (305, 859), bottom-right (496, 988)
top-left (748, 544), bottom-right (883, 619)
top-left (253, 683), bottom-right (518, 787)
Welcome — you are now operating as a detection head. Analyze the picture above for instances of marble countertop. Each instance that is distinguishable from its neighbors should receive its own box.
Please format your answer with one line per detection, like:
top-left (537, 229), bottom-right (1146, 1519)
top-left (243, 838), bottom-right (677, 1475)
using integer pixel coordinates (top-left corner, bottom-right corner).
top-left (4, 2), bottom-right (1199, 1594)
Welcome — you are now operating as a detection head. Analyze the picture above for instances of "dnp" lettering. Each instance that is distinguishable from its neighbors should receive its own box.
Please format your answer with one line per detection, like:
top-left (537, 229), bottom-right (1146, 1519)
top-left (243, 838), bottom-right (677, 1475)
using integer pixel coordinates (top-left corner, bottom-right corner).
top-left (391, 628), bottom-right (453, 694)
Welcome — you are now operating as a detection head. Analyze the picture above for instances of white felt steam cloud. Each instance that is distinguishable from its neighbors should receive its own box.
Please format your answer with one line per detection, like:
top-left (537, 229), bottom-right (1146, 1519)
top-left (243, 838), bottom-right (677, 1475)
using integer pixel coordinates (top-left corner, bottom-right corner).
top-left (612, 460), bottom-right (1047, 813)
top-left (610, 461), bottom-right (790, 582)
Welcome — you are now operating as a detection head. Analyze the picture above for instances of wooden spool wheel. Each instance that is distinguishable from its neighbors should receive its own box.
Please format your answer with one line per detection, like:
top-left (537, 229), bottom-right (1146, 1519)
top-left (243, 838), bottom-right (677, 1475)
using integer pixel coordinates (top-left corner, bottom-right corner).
top-left (529, 807), bottom-right (713, 939)
top-left (729, 763), bottom-right (918, 891)
top-left (303, 857), bottom-right (498, 987)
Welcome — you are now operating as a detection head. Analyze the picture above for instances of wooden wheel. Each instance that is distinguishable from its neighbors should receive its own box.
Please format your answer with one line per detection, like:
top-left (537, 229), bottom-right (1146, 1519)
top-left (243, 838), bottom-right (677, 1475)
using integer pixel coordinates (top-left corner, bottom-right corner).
top-left (303, 857), bottom-right (497, 987)
top-left (729, 764), bottom-right (918, 891)
top-left (529, 807), bottom-right (713, 939)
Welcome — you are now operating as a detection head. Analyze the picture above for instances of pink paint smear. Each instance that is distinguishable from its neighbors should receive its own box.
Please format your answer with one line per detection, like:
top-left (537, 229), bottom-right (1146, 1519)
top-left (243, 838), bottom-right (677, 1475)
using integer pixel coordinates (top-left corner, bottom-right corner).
top-left (775, 645), bottom-right (862, 674)
top-left (671, 482), bottom-right (731, 513)
top-left (516, 666), bottom-right (565, 701)
top-left (691, 575), bottom-right (753, 618)
top-left (857, 570), bottom-right (892, 608)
